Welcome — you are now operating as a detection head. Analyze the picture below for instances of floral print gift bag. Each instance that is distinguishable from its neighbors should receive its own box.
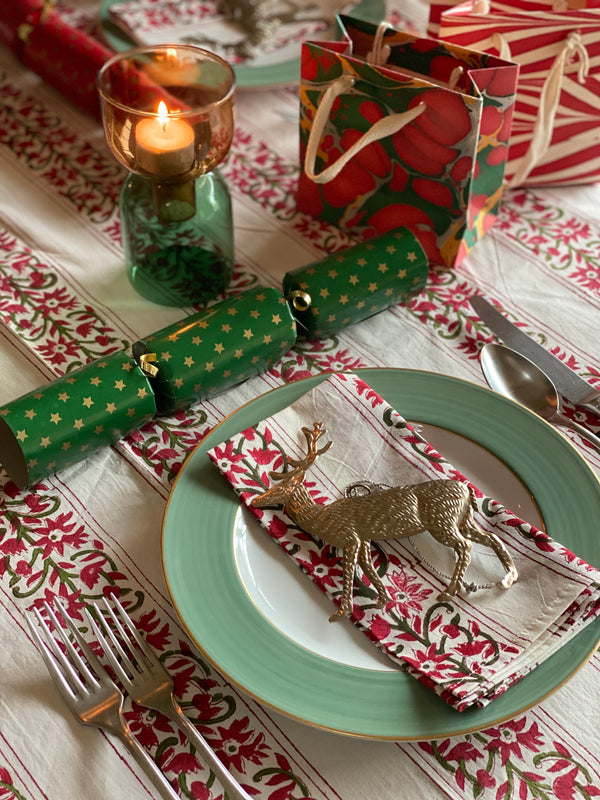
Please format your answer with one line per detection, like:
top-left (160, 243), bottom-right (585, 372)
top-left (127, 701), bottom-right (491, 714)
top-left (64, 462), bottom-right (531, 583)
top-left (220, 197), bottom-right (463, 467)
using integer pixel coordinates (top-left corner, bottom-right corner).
top-left (297, 15), bottom-right (519, 269)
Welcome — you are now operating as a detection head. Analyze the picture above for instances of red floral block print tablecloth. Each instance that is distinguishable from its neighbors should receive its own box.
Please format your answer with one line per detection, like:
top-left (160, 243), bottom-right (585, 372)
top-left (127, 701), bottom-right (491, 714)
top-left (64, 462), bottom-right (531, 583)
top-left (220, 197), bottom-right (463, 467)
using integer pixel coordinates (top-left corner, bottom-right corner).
top-left (0, 1), bottom-right (599, 799)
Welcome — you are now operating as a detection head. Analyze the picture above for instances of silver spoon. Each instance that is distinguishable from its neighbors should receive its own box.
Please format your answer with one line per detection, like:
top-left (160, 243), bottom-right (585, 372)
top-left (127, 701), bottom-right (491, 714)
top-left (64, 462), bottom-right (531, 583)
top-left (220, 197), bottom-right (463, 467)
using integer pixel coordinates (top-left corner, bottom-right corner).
top-left (480, 342), bottom-right (600, 452)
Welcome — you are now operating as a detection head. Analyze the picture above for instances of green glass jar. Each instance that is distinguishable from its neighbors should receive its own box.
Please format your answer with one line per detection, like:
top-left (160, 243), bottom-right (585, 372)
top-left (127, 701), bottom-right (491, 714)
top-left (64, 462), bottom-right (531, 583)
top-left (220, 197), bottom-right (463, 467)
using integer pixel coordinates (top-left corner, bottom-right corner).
top-left (120, 171), bottom-right (233, 306)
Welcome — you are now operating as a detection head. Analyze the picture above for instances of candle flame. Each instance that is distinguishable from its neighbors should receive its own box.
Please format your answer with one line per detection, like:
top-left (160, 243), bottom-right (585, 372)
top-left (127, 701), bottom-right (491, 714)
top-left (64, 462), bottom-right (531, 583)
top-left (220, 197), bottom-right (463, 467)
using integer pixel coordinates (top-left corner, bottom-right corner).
top-left (157, 100), bottom-right (169, 133)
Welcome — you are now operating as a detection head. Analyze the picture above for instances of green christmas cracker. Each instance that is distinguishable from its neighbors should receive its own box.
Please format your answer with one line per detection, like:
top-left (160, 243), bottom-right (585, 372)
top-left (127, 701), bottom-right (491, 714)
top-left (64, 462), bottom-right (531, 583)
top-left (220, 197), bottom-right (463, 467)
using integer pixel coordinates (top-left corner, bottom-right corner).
top-left (0, 351), bottom-right (156, 489)
top-left (133, 287), bottom-right (297, 414)
top-left (283, 229), bottom-right (427, 338)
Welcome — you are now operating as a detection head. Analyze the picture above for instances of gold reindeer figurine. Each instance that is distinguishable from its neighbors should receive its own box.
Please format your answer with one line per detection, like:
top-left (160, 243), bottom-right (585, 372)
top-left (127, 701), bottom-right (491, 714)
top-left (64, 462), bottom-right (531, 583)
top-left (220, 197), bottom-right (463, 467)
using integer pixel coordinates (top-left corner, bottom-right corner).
top-left (250, 422), bottom-right (518, 622)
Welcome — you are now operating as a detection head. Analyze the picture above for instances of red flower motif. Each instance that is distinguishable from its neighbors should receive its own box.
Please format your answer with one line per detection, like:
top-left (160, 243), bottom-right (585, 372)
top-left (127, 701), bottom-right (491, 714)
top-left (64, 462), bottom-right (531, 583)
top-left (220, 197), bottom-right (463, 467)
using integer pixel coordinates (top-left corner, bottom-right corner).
top-left (483, 717), bottom-right (544, 765)
top-left (31, 512), bottom-right (87, 557)
top-left (386, 570), bottom-right (433, 617)
top-left (36, 335), bottom-right (81, 366)
top-left (207, 716), bottom-right (269, 773)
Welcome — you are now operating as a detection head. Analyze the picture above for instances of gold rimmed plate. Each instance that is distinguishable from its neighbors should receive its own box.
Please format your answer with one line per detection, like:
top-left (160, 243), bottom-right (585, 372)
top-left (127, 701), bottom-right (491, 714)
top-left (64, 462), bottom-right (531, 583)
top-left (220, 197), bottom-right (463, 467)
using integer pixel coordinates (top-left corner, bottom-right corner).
top-left (162, 369), bottom-right (600, 740)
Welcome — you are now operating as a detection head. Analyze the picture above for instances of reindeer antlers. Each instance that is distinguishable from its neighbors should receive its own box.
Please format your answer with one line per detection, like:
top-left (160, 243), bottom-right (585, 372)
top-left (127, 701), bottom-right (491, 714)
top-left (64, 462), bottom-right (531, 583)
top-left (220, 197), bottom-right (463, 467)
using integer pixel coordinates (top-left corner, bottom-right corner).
top-left (269, 422), bottom-right (332, 481)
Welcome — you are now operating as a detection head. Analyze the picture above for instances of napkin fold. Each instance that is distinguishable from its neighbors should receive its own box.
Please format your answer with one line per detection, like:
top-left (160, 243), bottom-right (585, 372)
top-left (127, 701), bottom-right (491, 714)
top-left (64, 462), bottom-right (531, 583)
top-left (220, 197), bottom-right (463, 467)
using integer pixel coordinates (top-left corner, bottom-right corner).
top-left (208, 372), bottom-right (600, 710)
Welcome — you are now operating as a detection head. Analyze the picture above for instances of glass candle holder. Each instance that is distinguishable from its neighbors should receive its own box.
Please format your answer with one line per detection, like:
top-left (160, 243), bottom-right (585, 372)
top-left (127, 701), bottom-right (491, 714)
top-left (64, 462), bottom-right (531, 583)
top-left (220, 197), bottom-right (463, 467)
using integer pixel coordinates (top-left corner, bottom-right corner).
top-left (98, 45), bottom-right (235, 306)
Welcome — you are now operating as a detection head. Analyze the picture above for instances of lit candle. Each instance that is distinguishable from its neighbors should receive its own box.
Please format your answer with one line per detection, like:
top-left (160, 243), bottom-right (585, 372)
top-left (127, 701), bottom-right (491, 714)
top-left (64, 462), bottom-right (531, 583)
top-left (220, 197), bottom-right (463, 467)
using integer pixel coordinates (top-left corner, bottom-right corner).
top-left (135, 101), bottom-right (195, 176)
top-left (145, 48), bottom-right (199, 86)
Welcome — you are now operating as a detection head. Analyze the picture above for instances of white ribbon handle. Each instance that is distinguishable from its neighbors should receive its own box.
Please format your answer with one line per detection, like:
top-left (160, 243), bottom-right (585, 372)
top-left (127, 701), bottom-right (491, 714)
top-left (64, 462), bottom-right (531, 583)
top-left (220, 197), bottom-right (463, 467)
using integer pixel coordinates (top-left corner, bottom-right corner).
top-left (304, 74), bottom-right (426, 184)
top-left (502, 30), bottom-right (590, 187)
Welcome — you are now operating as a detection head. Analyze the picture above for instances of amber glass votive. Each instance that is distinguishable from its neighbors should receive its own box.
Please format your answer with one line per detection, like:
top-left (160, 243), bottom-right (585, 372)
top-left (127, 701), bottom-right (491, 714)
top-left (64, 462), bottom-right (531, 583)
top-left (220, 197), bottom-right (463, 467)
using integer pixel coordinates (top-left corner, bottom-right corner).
top-left (98, 45), bottom-right (235, 307)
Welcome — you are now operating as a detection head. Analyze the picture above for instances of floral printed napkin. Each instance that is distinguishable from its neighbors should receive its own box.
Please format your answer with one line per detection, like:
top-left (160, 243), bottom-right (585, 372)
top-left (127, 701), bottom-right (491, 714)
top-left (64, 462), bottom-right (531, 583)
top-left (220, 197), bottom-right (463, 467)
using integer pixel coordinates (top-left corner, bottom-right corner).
top-left (207, 372), bottom-right (600, 710)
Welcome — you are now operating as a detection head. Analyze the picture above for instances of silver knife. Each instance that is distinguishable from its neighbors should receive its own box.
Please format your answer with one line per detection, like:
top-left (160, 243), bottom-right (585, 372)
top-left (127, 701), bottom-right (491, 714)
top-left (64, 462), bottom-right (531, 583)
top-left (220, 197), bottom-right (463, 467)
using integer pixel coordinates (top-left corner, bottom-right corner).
top-left (470, 295), bottom-right (600, 415)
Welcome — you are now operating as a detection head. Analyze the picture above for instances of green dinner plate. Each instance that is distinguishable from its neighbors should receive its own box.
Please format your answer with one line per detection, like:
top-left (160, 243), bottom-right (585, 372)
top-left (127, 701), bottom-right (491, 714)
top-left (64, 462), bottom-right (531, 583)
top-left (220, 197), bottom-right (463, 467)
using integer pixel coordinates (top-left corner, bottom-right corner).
top-left (162, 369), bottom-right (600, 740)
top-left (99, 0), bottom-right (385, 89)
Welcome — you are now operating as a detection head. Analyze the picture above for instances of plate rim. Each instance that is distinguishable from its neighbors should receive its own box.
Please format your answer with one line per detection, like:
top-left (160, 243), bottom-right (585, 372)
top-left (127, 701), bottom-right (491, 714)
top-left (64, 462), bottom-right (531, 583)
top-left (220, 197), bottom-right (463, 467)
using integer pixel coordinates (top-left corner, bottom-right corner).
top-left (162, 368), bottom-right (600, 740)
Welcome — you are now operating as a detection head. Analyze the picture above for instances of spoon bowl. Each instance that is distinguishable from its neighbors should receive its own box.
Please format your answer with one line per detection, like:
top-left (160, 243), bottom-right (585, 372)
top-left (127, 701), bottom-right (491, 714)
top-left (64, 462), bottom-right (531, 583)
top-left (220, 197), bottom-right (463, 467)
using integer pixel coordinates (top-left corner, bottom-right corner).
top-left (479, 343), bottom-right (600, 452)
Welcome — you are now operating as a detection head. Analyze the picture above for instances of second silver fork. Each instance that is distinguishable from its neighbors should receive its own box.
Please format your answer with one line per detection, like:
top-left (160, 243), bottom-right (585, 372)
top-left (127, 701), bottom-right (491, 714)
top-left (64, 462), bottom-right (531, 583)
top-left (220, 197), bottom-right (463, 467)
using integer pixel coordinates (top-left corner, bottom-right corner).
top-left (88, 596), bottom-right (254, 800)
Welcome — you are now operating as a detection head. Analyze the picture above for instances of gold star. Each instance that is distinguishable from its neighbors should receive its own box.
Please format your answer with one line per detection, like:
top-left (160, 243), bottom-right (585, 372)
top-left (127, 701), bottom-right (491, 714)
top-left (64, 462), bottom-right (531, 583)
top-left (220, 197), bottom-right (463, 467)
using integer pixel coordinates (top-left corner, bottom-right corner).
top-left (74, 419), bottom-right (84, 430)
top-left (40, 436), bottom-right (51, 448)
top-left (27, 458), bottom-right (38, 469)
top-left (223, 369), bottom-right (231, 378)
top-left (127, 408), bottom-right (136, 417)
top-left (234, 349), bottom-right (244, 359)
top-left (192, 336), bottom-right (202, 346)
top-left (90, 376), bottom-right (101, 387)
top-left (114, 380), bottom-right (125, 391)
top-left (98, 361), bottom-right (108, 369)
top-left (328, 269), bottom-right (338, 279)
top-left (34, 392), bottom-right (44, 400)
top-left (227, 307), bottom-right (238, 316)
top-left (121, 361), bottom-right (134, 372)
top-left (198, 319), bottom-right (210, 329)
top-left (50, 412), bottom-right (62, 425)
top-left (193, 383), bottom-right (202, 392)
top-left (161, 351), bottom-right (172, 361)
top-left (349, 275), bottom-right (359, 285)
top-left (25, 409), bottom-right (36, 420)
top-left (62, 441), bottom-right (71, 451)
top-left (66, 376), bottom-right (76, 384)
top-left (168, 332), bottom-right (181, 342)
top-left (184, 356), bottom-right (195, 368)
top-left (319, 288), bottom-right (329, 299)
top-left (106, 402), bottom-right (116, 414)
top-left (343, 317), bottom-right (351, 326)
top-left (263, 333), bottom-right (272, 345)
top-left (271, 314), bottom-right (282, 325)
top-left (250, 309), bottom-right (260, 319)
top-left (357, 257), bottom-right (367, 267)
top-left (95, 425), bottom-right (104, 435)
top-left (357, 300), bottom-right (365, 309)
top-left (16, 429), bottom-right (27, 442)
top-left (58, 392), bottom-right (70, 402)
top-left (251, 355), bottom-right (260, 364)
top-left (82, 397), bottom-right (94, 408)
top-left (386, 245), bottom-right (397, 254)
top-left (221, 323), bottom-right (232, 333)
top-left (214, 342), bottom-right (225, 354)
top-left (407, 251), bottom-right (418, 262)
top-left (299, 281), bottom-right (309, 290)
top-left (327, 314), bottom-right (336, 323)
top-left (306, 267), bottom-right (316, 275)
top-left (368, 282), bottom-right (378, 293)
top-left (385, 288), bottom-right (394, 297)
top-left (256, 293), bottom-right (266, 301)
top-left (80, 444), bottom-right (89, 452)
top-left (137, 388), bottom-right (148, 399)
top-left (339, 294), bottom-right (349, 305)
top-left (398, 268), bottom-right (407, 278)
top-left (0, 408), bottom-right (8, 416)
top-left (377, 263), bottom-right (388, 273)
top-left (205, 362), bottom-right (215, 372)
top-left (243, 329), bottom-right (253, 340)
top-left (175, 378), bottom-right (184, 388)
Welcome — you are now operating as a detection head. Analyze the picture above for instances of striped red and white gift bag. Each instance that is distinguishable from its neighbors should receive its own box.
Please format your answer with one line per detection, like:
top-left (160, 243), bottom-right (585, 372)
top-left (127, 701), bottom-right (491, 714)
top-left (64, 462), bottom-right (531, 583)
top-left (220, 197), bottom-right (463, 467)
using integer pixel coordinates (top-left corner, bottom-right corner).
top-left (430, 0), bottom-right (600, 187)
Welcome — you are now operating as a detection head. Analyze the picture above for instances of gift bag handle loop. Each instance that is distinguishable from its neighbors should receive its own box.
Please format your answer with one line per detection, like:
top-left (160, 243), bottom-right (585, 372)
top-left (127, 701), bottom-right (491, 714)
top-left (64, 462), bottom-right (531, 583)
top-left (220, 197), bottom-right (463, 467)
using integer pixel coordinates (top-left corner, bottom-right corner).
top-left (304, 74), bottom-right (426, 184)
top-left (500, 30), bottom-right (590, 187)
top-left (367, 22), bottom-right (392, 65)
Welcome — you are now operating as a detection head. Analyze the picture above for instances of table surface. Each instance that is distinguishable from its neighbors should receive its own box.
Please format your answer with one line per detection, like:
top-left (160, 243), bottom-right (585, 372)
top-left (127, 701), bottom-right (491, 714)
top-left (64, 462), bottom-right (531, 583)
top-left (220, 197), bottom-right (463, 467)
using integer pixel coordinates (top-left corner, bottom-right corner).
top-left (1, 2), bottom-right (599, 799)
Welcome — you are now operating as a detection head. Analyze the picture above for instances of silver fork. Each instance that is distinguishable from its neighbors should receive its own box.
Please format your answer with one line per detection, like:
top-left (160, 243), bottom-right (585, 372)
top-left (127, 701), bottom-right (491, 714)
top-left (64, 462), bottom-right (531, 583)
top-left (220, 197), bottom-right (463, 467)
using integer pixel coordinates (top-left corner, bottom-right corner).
top-left (26, 600), bottom-right (180, 800)
top-left (87, 596), bottom-right (254, 800)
